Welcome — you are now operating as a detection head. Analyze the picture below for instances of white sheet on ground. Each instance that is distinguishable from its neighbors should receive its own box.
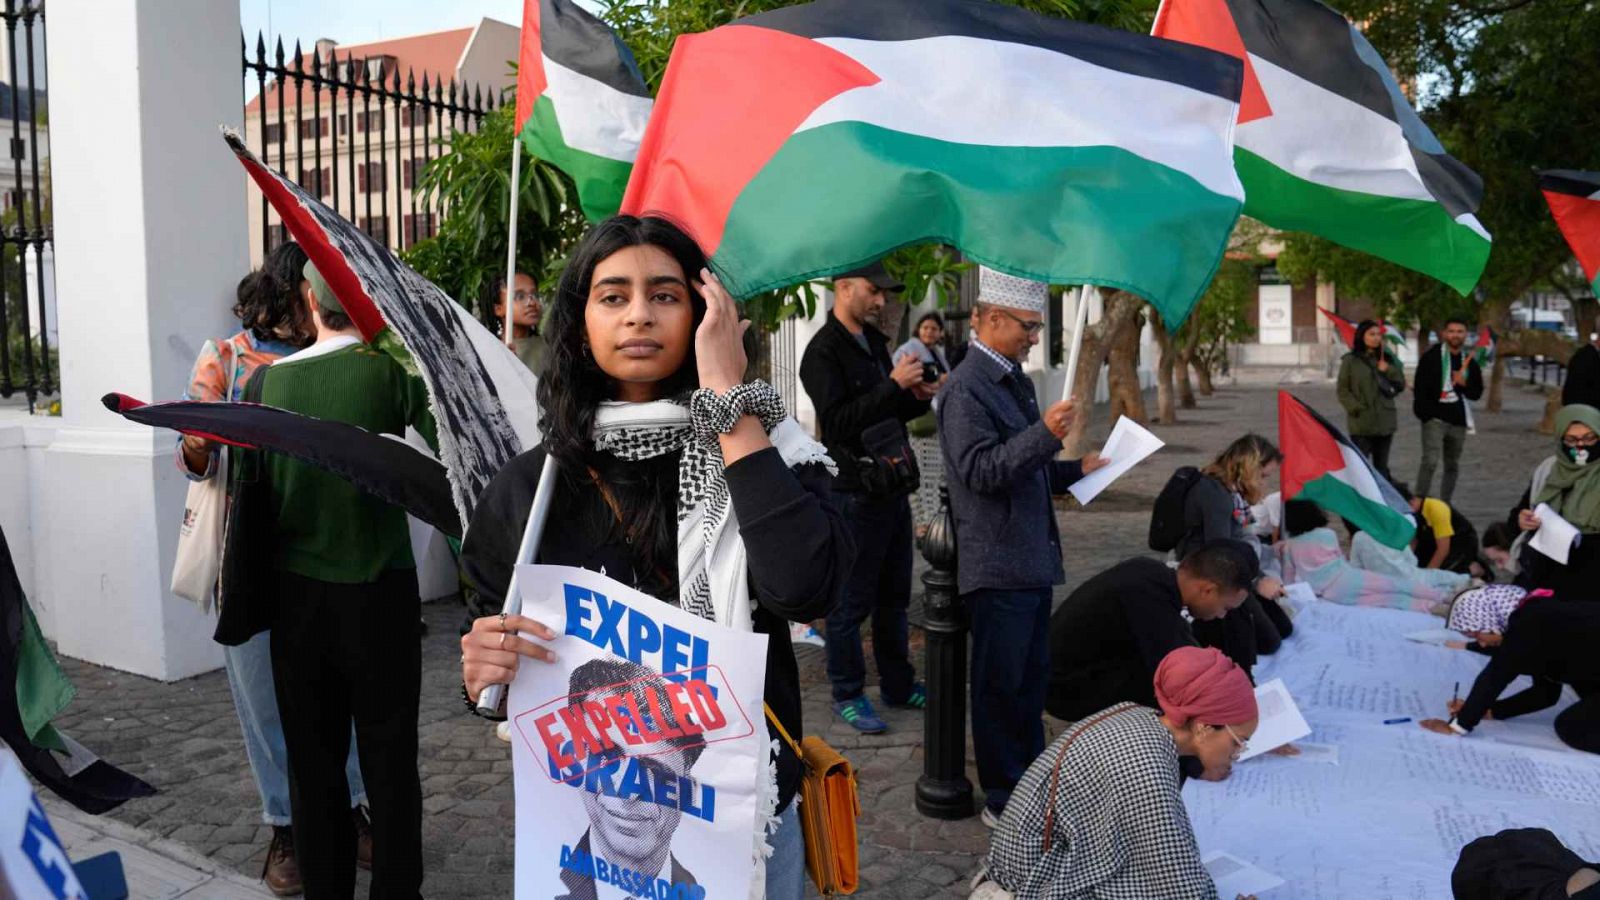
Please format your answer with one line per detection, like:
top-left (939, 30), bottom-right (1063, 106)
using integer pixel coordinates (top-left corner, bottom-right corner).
top-left (1203, 851), bottom-right (1285, 897)
top-left (1184, 599), bottom-right (1600, 899)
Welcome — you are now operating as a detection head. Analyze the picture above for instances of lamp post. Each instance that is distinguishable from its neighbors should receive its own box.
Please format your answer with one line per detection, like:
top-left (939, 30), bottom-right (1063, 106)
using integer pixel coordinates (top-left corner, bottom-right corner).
top-left (915, 485), bottom-right (975, 819)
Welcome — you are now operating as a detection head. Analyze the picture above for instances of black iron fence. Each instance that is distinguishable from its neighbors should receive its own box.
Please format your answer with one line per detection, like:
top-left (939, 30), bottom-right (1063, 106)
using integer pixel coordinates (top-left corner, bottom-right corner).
top-left (0, 0), bottom-right (51, 412)
top-left (241, 32), bottom-right (496, 262)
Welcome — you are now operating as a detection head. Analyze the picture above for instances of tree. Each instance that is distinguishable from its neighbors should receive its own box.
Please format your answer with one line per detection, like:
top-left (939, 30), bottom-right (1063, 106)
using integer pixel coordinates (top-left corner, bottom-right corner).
top-left (1275, 0), bottom-right (1600, 414)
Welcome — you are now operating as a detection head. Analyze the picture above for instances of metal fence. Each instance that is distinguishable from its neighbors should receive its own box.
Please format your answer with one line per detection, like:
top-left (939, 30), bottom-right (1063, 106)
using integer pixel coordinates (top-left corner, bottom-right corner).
top-left (241, 33), bottom-right (496, 262)
top-left (0, 0), bottom-right (50, 413)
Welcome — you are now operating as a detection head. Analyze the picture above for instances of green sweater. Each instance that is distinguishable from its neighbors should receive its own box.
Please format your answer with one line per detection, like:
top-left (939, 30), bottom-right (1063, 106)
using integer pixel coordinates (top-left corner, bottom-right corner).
top-left (261, 341), bottom-right (438, 583)
top-left (1336, 349), bottom-right (1405, 437)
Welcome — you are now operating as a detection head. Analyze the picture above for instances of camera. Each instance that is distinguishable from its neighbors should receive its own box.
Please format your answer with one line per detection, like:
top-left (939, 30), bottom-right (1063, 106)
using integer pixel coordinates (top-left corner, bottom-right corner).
top-left (922, 363), bottom-right (940, 383)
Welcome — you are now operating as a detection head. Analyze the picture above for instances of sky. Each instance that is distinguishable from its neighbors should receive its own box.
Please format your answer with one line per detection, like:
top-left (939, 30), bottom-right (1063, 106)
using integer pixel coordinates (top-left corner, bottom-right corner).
top-left (239, 0), bottom-right (528, 52)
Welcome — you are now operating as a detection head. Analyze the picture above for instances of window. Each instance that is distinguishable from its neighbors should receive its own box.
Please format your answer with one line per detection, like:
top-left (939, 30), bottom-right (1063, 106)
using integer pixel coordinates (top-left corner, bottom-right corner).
top-left (267, 223), bottom-right (289, 250)
top-left (357, 161), bottom-right (386, 193)
top-left (263, 122), bottom-right (283, 144)
top-left (360, 216), bottom-right (389, 246)
top-left (298, 117), bottom-right (328, 139)
top-left (298, 167), bottom-right (330, 196)
top-left (404, 212), bottom-right (436, 242)
top-left (402, 157), bottom-right (427, 190)
top-left (357, 110), bottom-right (385, 133)
top-left (337, 114), bottom-right (349, 136)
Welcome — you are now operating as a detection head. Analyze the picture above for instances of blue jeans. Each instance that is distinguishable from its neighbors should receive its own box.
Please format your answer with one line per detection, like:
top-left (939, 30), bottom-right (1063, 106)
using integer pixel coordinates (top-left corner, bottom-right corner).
top-left (223, 630), bottom-right (366, 825)
top-left (825, 491), bottom-right (916, 703)
top-left (765, 803), bottom-right (804, 900)
top-left (966, 587), bottom-right (1051, 814)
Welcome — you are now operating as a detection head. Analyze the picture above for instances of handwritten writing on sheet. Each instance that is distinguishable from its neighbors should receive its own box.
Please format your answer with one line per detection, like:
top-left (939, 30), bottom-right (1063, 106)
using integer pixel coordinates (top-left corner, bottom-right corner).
top-left (1392, 731), bottom-right (1600, 805)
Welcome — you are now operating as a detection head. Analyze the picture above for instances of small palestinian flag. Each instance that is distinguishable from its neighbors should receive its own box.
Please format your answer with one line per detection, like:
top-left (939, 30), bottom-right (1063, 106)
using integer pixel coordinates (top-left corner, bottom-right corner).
top-left (622, 0), bottom-right (1247, 326)
top-left (516, 0), bottom-right (652, 222)
top-left (1155, 0), bottom-right (1490, 295)
top-left (1539, 170), bottom-right (1600, 298)
top-left (1317, 307), bottom-right (1404, 350)
top-left (1279, 391), bottom-right (1415, 549)
top-left (1471, 324), bottom-right (1496, 367)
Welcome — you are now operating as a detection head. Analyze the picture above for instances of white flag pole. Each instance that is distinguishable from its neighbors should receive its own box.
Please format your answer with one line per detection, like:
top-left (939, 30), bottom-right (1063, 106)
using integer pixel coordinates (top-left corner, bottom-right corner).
top-left (1060, 285), bottom-right (1097, 404)
top-left (502, 137), bottom-right (523, 349)
top-left (476, 452), bottom-right (559, 717)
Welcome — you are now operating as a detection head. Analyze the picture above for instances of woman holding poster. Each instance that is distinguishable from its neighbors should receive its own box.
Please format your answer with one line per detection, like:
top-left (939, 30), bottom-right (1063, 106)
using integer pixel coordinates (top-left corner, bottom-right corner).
top-left (459, 215), bottom-right (852, 899)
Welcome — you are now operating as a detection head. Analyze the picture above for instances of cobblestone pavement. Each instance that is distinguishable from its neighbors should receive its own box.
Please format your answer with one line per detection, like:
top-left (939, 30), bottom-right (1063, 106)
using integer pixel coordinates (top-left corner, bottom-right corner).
top-left (43, 377), bottom-right (1553, 898)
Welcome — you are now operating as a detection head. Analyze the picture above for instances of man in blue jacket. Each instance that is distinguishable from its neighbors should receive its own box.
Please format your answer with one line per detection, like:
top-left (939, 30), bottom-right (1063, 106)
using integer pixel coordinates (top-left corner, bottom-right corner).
top-left (938, 268), bottom-right (1104, 827)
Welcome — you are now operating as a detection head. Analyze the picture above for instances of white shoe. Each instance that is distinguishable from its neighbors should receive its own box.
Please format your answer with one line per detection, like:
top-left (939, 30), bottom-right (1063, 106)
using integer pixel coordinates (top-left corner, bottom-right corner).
top-left (495, 720), bottom-right (512, 743)
top-left (981, 806), bottom-right (1001, 830)
top-left (790, 623), bottom-right (825, 648)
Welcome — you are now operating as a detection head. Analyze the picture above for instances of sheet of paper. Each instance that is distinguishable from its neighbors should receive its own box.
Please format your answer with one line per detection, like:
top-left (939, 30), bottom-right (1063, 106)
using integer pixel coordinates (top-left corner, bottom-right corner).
top-left (1281, 582), bottom-right (1318, 615)
top-left (1531, 502), bottom-right (1581, 565)
top-left (1204, 851), bottom-right (1286, 897)
top-left (1239, 679), bottom-right (1312, 761)
top-left (1067, 415), bottom-right (1164, 505)
top-left (1404, 628), bottom-right (1468, 646)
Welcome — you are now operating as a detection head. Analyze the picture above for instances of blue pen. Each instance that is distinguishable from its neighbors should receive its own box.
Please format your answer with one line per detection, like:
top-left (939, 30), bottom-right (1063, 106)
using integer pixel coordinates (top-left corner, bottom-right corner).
top-left (1383, 717), bottom-right (1411, 725)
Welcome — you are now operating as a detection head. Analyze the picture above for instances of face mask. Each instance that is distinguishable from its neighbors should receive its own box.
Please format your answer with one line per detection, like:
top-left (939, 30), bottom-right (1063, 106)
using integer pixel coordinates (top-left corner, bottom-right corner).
top-left (1566, 446), bottom-right (1591, 466)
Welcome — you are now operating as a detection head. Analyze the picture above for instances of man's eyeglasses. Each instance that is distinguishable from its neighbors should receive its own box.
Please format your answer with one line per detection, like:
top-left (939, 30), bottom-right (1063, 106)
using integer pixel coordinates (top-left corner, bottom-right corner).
top-left (1223, 724), bottom-right (1250, 759)
top-left (996, 308), bottom-right (1046, 335)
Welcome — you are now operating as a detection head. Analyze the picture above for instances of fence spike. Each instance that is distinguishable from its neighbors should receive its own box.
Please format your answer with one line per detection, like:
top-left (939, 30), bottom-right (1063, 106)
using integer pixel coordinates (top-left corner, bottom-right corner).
top-left (292, 39), bottom-right (304, 74)
top-left (274, 35), bottom-right (285, 67)
top-left (255, 31), bottom-right (266, 63)
top-left (407, 66), bottom-right (415, 94)
top-left (311, 42), bottom-right (322, 77)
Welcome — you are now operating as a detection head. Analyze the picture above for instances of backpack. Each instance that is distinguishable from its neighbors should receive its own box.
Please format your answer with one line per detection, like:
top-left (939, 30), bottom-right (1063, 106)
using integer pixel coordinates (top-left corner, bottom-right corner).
top-left (1149, 466), bottom-right (1202, 552)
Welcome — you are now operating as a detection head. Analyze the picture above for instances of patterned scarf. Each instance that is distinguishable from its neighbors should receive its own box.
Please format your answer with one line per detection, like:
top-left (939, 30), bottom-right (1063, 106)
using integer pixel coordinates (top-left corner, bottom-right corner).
top-left (590, 396), bottom-right (834, 892)
top-left (1447, 584), bottom-right (1533, 634)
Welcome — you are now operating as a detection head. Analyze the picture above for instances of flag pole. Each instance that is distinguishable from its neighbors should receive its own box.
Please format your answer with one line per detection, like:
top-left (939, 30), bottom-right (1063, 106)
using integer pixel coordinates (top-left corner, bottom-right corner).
top-left (476, 452), bottom-right (559, 717)
top-left (1060, 285), bottom-right (1096, 404)
top-left (502, 137), bottom-right (523, 349)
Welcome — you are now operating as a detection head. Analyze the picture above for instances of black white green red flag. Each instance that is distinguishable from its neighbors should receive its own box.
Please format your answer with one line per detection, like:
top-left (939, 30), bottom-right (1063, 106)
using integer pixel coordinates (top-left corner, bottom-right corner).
top-left (1279, 390), bottom-right (1415, 549)
top-left (1539, 170), bottom-right (1600, 298)
top-left (515, 0), bottom-right (652, 222)
top-left (1154, 0), bottom-right (1491, 295)
top-left (621, 0), bottom-right (1247, 327)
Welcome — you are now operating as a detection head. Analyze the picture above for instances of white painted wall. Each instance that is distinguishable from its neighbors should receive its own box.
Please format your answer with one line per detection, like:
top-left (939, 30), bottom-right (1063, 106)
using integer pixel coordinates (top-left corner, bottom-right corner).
top-left (42, 0), bottom-right (246, 680)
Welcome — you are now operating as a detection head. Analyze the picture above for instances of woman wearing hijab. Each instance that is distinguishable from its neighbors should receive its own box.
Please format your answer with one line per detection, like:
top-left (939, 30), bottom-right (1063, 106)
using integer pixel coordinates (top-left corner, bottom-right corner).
top-left (974, 647), bottom-right (1259, 899)
top-left (1420, 585), bottom-right (1600, 754)
top-left (1276, 500), bottom-right (1459, 613)
top-left (1336, 319), bottom-right (1406, 479)
top-left (457, 216), bottom-right (851, 898)
top-left (1507, 404), bottom-right (1600, 597)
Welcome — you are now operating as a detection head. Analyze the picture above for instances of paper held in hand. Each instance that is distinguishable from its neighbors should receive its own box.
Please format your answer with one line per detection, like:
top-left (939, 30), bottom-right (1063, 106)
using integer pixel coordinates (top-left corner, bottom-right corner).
top-left (1530, 502), bottom-right (1581, 565)
top-left (1067, 415), bottom-right (1165, 505)
top-left (1237, 679), bottom-right (1310, 762)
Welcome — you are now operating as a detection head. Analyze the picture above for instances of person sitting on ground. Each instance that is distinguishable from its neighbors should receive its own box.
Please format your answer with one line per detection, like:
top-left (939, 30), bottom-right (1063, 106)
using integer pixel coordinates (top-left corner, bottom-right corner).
top-left (1345, 515), bottom-right (1474, 594)
top-left (1454, 827), bottom-right (1600, 900)
top-left (1046, 541), bottom-right (1258, 724)
top-left (491, 270), bottom-right (548, 376)
top-left (1176, 435), bottom-right (1294, 666)
top-left (1421, 585), bottom-right (1600, 755)
top-left (1479, 521), bottom-right (1519, 582)
top-left (1505, 404), bottom-right (1600, 597)
top-left (1396, 483), bottom-right (1480, 574)
top-left (977, 646), bottom-right (1258, 900)
top-left (1277, 500), bottom-right (1457, 614)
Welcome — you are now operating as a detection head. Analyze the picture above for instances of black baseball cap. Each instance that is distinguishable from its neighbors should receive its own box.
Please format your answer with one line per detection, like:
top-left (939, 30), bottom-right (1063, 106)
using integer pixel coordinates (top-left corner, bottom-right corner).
top-left (835, 260), bottom-right (904, 293)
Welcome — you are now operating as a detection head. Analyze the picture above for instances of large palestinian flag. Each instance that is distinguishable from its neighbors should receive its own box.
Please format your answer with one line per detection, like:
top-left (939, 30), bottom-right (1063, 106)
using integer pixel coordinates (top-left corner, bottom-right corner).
top-left (1539, 170), bottom-right (1600, 298)
top-left (1279, 391), bottom-right (1415, 549)
top-left (621, 0), bottom-right (1247, 326)
top-left (516, 0), bottom-right (652, 222)
top-left (1154, 0), bottom-right (1491, 295)
top-left (224, 131), bottom-right (539, 528)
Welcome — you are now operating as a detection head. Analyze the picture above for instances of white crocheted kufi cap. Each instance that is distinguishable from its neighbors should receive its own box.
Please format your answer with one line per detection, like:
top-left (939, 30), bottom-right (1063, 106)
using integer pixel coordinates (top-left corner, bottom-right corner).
top-left (978, 267), bottom-right (1047, 314)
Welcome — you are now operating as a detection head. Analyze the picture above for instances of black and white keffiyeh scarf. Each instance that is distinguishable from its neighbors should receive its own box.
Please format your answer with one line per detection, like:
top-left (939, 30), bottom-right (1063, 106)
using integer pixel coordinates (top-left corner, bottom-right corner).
top-left (590, 390), bottom-right (834, 892)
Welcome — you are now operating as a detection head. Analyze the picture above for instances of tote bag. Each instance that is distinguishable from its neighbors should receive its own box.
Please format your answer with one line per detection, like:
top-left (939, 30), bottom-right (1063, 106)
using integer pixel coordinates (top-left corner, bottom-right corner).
top-left (170, 340), bottom-right (240, 611)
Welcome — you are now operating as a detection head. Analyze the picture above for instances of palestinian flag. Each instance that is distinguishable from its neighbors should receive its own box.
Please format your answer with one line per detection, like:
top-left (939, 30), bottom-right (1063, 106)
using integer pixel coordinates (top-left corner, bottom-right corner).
top-left (621, 0), bottom-right (1247, 326)
top-left (516, 0), bottom-right (652, 222)
top-left (1, 523), bottom-right (156, 814)
top-left (1154, 0), bottom-right (1491, 295)
top-left (1539, 170), bottom-right (1600, 298)
top-left (1470, 323), bottom-right (1495, 367)
top-left (101, 394), bottom-right (460, 538)
top-left (1317, 307), bottom-right (1405, 350)
top-left (1280, 391), bottom-right (1414, 548)
top-left (224, 130), bottom-right (540, 528)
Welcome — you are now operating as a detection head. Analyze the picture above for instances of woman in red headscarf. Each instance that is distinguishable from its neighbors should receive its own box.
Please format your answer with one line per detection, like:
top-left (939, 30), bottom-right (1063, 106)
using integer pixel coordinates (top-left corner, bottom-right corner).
top-left (972, 647), bottom-right (1259, 899)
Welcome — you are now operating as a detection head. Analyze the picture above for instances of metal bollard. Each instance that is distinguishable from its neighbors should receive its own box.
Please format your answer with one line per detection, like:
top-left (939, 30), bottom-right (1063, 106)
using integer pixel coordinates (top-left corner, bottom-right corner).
top-left (915, 485), bottom-right (976, 819)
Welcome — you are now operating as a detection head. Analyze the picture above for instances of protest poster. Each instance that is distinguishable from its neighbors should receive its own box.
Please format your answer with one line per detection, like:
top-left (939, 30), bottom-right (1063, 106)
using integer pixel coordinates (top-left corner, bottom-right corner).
top-left (508, 564), bottom-right (769, 900)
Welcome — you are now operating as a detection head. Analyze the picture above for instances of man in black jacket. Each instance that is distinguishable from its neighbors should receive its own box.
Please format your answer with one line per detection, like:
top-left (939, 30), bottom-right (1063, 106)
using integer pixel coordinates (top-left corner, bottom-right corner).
top-left (1413, 318), bottom-right (1483, 503)
top-left (1564, 321), bottom-right (1600, 411)
top-left (800, 261), bottom-right (938, 733)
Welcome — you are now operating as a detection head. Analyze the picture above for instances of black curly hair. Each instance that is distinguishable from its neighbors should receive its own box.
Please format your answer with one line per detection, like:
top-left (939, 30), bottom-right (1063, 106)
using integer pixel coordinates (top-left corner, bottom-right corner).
top-left (233, 240), bottom-right (313, 346)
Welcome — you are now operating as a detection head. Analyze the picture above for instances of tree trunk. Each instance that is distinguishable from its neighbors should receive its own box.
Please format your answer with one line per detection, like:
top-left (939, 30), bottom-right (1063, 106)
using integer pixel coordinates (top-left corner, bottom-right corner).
top-left (1537, 387), bottom-right (1563, 434)
top-left (1175, 346), bottom-right (1197, 408)
top-left (1106, 300), bottom-right (1147, 424)
top-left (1150, 306), bottom-right (1178, 424)
top-left (1487, 352), bottom-right (1506, 413)
top-left (1193, 355), bottom-right (1215, 396)
top-left (1062, 291), bottom-right (1144, 455)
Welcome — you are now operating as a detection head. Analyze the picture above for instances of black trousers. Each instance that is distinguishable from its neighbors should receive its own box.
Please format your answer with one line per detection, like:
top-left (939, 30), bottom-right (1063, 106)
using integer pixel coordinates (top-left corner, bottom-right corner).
top-left (271, 568), bottom-right (423, 899)
top-left (1555, 693), bottom-right (1600, 755)
top-left (1351, 433), bottom-right (1394, 480)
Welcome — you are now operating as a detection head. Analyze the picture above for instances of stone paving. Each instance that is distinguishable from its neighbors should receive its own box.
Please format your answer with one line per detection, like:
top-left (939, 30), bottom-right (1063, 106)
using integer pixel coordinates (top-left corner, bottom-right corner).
top-left (42, 376), bottom-right (1555, 898)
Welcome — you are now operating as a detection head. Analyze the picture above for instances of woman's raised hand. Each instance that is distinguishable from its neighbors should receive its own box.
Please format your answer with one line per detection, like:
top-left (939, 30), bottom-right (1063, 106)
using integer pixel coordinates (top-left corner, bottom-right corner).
top-left (1518, 508), bottom-right (1541, 532)
top-left (460, 613), bottom-right (559, 702)
top-left (693, 267), bottom-right (750, 395)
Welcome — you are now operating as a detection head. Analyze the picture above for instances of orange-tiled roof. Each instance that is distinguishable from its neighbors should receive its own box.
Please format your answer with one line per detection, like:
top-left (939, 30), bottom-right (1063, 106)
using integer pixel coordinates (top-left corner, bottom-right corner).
top-left (244, 26), bottom-right (477, 114)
